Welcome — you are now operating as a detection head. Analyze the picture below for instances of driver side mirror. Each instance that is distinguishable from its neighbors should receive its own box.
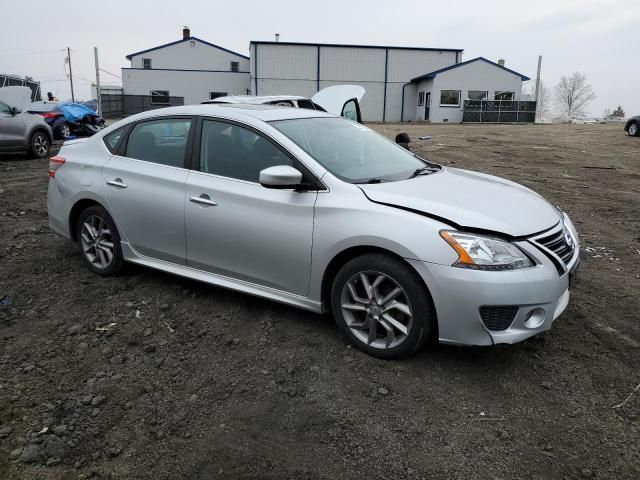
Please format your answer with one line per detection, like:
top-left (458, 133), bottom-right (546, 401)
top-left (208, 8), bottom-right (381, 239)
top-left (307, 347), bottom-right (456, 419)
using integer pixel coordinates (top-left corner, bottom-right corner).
top-left (259, 165), bottom-right (303, 189)
top-left (8, 107), bottom-right (19, 116)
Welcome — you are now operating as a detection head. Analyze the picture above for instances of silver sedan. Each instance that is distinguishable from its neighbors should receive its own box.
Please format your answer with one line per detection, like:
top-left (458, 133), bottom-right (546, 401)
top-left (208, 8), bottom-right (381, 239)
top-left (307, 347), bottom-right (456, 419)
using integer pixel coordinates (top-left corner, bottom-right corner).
top-left (47, 104), bottom-right (580, 359)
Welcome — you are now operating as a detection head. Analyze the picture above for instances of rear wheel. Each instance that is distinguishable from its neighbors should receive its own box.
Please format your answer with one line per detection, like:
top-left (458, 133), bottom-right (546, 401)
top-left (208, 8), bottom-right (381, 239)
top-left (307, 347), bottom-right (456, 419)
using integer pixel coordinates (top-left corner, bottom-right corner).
top-left (29, 131), bottom-right (50, 158)
top-left (76, 206), bottom-right (124, 275)
top-left (330, 253), bottom-right (433, 359)
top-left (629, 122), bottom-right (639, 137)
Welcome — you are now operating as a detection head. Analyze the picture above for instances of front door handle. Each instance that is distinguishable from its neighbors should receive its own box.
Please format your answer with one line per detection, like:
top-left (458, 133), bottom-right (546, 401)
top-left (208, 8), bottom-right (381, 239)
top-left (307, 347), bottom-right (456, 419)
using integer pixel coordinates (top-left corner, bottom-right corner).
top-left (107, 178), bottom-right (128, 189)
top-left (189, 194), bottom-right (217, 207)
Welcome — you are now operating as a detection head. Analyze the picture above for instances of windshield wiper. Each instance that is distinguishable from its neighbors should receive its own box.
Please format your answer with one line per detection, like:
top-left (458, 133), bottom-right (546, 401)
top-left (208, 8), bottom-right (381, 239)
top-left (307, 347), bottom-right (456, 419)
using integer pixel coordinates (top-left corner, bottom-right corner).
top-left (359, 178), bottom-right (385, 184)
top-left (408, 165), bottom-right (439, 179)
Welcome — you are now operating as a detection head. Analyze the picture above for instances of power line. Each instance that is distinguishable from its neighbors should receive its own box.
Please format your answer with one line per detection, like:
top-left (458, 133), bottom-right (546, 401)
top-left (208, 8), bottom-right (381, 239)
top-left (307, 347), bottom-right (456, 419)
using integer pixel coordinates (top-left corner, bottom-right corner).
top-left (0, 48), bottom-right (66, 57)
top-left (99, 68), bottom-right (123, 80)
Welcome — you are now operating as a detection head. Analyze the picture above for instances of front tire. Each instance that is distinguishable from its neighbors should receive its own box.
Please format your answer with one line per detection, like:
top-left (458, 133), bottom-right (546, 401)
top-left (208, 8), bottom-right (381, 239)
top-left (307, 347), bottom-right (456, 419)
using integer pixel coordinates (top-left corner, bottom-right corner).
top-left (76, 206), bottom-right (124, 276)
top-left (330, 253), bottom-right (434, 359)
top-left (54, 121), bottom-right (71, 140)
top-left (629, 122), bottom-right (639, 137)
top-left (29, 131), bottom-right (50, 158)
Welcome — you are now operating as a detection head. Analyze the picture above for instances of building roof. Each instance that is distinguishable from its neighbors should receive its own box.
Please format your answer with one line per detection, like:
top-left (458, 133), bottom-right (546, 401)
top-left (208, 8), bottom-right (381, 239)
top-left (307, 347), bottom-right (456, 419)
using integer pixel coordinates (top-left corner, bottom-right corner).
top-left (411, 57), bottom-right (530, 82)
top-left (250, 40), bottom-right (463, 53)
top-left (126, 37), bottom-right (249, 61)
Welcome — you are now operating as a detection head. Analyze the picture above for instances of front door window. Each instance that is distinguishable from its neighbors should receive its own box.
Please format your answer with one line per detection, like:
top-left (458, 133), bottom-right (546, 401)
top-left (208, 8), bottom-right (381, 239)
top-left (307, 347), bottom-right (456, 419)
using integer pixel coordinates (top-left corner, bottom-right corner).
top-left (341, 99), bottom-right (359, 122)
top-left (199, 120), bottom-right (293, 182)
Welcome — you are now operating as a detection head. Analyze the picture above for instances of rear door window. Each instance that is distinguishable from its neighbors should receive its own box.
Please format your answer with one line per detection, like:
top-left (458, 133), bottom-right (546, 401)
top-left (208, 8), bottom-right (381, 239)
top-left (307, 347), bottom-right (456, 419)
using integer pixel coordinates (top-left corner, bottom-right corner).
top-left (124, 118), bottom-right (192, 168)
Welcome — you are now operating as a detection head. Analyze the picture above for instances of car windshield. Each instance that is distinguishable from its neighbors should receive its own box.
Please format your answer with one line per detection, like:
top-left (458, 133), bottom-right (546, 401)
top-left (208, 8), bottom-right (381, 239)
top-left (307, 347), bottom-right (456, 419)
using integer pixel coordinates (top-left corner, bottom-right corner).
top-left (270, 117), bottom-right (434, 183)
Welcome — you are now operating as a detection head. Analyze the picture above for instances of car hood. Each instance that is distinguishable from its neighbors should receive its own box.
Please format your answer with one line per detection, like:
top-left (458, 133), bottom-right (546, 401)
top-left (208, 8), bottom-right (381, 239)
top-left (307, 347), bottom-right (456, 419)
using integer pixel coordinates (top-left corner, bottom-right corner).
top-left (311, 85), bottom-right (365, 116)
top-left (0, 86), bottom-right (32, 112)
top-left (359, 167), bottom-right (561, 237)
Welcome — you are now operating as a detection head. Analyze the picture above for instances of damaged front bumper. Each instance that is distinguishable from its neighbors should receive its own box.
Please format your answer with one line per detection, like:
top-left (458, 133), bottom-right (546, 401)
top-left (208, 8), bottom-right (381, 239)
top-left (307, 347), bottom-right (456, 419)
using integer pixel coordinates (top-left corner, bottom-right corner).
top-left (407, 238), bottom-right (581, 347)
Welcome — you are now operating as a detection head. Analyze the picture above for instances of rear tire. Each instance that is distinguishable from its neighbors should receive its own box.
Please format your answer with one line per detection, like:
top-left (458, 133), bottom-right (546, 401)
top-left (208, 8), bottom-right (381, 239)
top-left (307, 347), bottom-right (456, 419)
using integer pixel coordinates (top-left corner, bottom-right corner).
top-left (76, 206), bottom-right (124, 276)
top-left (629, 122), bottom-right (639, 137)
top-left (29, 131), bottom-right (50, 158)
top-left (330, 253), bottom-right (434, 359)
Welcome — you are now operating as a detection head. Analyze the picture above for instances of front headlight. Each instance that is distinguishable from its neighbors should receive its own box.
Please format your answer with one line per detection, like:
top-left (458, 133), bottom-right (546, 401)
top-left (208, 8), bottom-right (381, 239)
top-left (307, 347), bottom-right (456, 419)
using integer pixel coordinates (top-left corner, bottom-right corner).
top-left (440, 230), bottom-right (533, 270)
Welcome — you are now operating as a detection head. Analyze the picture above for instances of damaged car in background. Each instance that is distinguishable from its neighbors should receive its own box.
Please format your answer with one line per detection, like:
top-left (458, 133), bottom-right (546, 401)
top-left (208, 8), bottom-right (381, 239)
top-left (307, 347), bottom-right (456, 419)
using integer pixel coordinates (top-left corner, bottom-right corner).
top-left (29, 100), bottom-right (106, 140)
top-left (47, 102), bottom-right (581, 359)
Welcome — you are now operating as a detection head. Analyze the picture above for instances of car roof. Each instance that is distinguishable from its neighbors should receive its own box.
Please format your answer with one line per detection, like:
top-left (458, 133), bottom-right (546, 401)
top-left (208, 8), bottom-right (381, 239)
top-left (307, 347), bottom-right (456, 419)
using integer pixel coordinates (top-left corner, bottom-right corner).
top-left (117, 103), bottom-right (332, 124)
top-left (206, 95), bottom-right (308, 104)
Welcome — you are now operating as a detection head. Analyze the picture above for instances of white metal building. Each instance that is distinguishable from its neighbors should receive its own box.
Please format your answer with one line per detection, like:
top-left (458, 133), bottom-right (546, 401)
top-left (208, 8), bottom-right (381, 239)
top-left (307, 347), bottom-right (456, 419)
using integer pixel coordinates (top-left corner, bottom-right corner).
top-left (406, 57), bottom-right (530, 123)
top-left (249, 41), bottom-right (463, 122)
top-left (122, 28), bottom-right (251, 106)
top-left (120, 30), bottom-right (531, 123)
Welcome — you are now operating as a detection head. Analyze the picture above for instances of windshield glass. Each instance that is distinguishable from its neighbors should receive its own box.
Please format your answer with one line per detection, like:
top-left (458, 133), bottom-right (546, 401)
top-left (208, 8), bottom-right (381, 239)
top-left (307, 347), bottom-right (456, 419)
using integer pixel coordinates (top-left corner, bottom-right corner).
top-left (270, 117), bottom-right (432, 183)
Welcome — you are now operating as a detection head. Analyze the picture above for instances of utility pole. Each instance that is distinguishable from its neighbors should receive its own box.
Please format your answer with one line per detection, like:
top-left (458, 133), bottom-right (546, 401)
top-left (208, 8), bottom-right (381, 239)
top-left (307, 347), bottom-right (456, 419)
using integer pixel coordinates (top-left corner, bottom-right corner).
top-left (67, 47), bottom-right (75, 102)
top-left (94, 47), bottom-right (102, 116)
top-left (534, 55), bottom-right (542, 121)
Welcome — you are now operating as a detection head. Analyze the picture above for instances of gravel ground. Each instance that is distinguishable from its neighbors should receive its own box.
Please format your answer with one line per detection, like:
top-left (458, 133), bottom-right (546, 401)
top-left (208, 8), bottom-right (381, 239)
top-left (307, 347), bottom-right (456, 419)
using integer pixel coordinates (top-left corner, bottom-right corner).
top-left (0, 123), bottom-right (639, 480)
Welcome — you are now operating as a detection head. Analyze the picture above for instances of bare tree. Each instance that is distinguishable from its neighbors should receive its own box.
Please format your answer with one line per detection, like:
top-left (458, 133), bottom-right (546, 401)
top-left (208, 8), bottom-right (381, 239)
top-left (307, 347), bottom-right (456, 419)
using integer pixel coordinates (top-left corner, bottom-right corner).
top-left (612, 105), bottom-right (625, 117)
top-left (535, 81), bottom-right (550, 121)
top-left (603, 108), bottom-right (612, 118)
top-left (554, 72), bottom-right (597, 117)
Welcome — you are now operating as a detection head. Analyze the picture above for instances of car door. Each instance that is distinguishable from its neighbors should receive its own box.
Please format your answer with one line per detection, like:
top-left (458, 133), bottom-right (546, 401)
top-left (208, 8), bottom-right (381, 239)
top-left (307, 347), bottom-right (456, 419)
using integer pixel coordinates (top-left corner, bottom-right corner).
top-left (101, 117), bottom-right (194, 265)
top-left (185, 118), bottom-right (318, 295)
top-left (311, 85), bottom-right (366, 123)
top-left (0, 101), bottom-right (27, 148)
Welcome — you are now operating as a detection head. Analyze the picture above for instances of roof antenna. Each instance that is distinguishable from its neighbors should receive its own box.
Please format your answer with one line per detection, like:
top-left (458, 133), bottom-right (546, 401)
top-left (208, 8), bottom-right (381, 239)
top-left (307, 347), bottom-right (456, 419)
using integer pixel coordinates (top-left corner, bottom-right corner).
top-left (275, 33), bottom-right (280, 42)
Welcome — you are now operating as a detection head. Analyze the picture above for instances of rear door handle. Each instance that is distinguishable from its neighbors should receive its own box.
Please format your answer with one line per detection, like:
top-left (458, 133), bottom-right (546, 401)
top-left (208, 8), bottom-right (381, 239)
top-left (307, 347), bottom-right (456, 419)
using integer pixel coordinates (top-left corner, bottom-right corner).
top-left (107, 178), bottom-right (128, 189)
top-left (190, 194), bottom-right (217, 207)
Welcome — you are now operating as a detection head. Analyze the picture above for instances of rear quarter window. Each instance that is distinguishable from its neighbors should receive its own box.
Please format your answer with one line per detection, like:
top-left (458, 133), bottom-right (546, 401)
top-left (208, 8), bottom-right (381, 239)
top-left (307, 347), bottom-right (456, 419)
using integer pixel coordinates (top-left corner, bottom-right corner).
top-left (296, 99), bottom-right (315, 110)
top-left (103, 127), bottom-right (126, 154)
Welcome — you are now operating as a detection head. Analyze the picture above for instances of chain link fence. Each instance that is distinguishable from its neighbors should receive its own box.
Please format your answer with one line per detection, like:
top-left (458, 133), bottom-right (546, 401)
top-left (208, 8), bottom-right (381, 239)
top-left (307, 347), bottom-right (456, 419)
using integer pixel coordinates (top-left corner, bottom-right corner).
top-left (462, 100), bottom-right (537, 123)
top-left (100, 94), bottom-right (184, 118)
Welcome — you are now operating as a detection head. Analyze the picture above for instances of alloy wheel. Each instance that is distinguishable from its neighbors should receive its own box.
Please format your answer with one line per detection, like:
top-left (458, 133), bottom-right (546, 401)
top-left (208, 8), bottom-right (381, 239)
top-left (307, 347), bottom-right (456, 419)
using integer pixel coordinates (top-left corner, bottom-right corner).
top-left (33, 134), bottom-right (48, 156)
top-left (61, 124), bottom-right (70, 138)
top-left (340, 270), bottom-right (413, 349)
top-left (630, 123), bottom-right (638, 136)
top-left (80, 215), bottom-right (115, 269)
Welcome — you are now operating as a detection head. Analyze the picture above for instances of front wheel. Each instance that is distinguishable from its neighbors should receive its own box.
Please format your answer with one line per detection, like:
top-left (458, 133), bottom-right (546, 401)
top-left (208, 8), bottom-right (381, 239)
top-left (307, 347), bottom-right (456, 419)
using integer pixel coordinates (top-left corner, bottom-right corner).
top-left (29, 131), bottom-right (50, 158)
top-left (76, 205), bottom-right (124, 275)
top-left (57, 122), bottom-right (71, 140)
top-left (330, 253), bottom-right (434, 359)
top-left (629, 122), bottom-right (639, 137)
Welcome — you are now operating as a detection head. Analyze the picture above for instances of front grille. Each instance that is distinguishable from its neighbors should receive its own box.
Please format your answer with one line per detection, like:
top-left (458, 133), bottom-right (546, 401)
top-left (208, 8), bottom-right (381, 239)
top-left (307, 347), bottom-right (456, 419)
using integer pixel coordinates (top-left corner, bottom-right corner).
top-left (479, 306), bottom-right (519, 331)
top-left (533, 225), bottom-right (575, 266)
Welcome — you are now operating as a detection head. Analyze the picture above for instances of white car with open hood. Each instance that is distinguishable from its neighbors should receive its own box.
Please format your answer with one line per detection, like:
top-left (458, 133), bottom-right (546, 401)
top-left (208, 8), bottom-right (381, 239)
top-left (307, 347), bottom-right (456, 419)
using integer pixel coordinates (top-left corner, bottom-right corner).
top-left (202, 85), bottom-right (365, 123)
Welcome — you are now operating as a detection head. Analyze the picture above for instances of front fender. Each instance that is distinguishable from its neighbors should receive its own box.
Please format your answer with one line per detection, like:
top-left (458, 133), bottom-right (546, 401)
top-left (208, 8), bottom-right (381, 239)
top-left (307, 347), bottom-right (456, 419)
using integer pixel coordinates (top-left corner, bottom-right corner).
top-left (308, 187), bottom-right (458, 303)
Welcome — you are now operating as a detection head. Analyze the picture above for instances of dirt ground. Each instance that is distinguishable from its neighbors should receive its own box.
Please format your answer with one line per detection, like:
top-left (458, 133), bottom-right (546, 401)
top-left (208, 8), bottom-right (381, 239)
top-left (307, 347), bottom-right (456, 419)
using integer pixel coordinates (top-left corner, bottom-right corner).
top-left (0, 123), bottom-right (639, 480)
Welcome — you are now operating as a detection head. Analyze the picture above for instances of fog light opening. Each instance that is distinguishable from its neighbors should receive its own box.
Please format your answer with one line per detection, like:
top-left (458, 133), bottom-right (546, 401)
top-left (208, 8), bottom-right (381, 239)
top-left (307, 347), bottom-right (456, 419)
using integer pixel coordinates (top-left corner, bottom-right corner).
top-left (524, 308), bottom-right (545, 329)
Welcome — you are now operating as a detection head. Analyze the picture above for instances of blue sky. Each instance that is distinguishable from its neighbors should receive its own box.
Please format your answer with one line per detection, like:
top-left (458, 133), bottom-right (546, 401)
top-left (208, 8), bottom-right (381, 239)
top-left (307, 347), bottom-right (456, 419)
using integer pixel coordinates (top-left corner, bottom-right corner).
top-left (2, 0), bottom-right (638, 116)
